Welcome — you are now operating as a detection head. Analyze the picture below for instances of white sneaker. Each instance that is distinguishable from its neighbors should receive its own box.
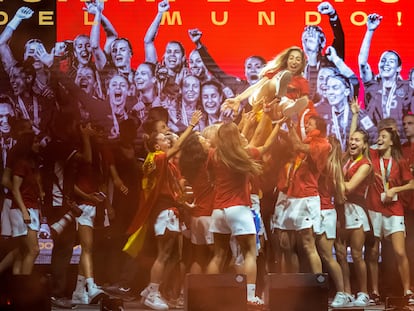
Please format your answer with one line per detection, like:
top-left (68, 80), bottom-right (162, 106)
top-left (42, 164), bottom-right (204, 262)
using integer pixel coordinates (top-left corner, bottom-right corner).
top-left (248, 296), bottom-right (264, 305)
top-left (369, 292), bottom-right (381, 305)
top-left (330, 292), bottom-right (349, 308)
top-left (280, 96), bottom-right (308, 117)
top-left (273, 70), bottom-right (292, 98)
top-left (247, 296), bottom-right (264, 310)
top-left (140, 287), bottom-right (150, 304)
top-left (345, 293), bottom-right (355, 307)
top-left (72, 289), bottom-right (88, 304)
top-left (143, 291), bottom-right (169, 310)
top-left (354, 292), bottom-right (370, 307)
top-left (405, 290), bottom-right (414, 305)
top-left (87, 283), bottom-right (106, 304)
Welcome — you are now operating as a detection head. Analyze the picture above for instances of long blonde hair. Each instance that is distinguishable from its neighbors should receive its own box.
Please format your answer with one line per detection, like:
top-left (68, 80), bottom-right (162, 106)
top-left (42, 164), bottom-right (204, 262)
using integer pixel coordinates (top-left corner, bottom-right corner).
top-left (214, 122), bottom-right (262, 176)
top-left (325, 135), bottom-right (346, 204)
top-left (259, 46), bottom-right (306, 77)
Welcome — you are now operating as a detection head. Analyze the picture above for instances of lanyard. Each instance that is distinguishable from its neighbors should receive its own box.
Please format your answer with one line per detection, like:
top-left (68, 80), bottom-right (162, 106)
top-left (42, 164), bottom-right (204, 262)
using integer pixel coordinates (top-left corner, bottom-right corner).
top-left (343, 153), bottom-right (363, 177)
top-left (379, 157), bottom-right (393, 191)
top-left (17, 95), bottom-right (39, 127)
top-left (285, 154), bottom-right (305, 189)
top-left (382, 82), bottom-right (396, 118)
top-left (331, 105), bottom-right (349, 151)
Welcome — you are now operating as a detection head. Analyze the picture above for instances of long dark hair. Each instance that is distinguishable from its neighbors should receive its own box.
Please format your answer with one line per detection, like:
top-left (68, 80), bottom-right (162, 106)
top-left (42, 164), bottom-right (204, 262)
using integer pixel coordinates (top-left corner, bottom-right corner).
top-left (324, 135), bottom-right (345, 204)
top-left (178, 132), bottom-right (208, 183)
top-left (12, 132), bottom-right (37, 162)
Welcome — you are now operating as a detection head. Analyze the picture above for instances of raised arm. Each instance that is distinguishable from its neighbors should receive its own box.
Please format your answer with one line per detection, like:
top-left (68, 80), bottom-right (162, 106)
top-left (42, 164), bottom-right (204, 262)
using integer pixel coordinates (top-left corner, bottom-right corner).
top-left (85, 0), bottom-right (108, 70)
top-left (0, 6), bottom-right (34, 73)
top-left (349, 97), bottom-right (360, 136)
top-left (287, 120), bottom-right (310, 154)
top-left (144, 0), bottom-right (170, 64)
top-left (188, 28), bottom-right (244, 90)
top-left (97, 6), bottom-right (118, 54)
top-left (359, 13), bottom-right (382, 83)
top-left (167, 110), bottom-right (202, 158)
top-left (326, 45), bottom-right (360, 95)
top-left (326, 46), bottom-right (354, 78)
top-left (253, 115), bottom-right (285, 155)
top-left (318, 1), bottom-right (345, 60)
top-left (241, 111), bottom-right (258, 142)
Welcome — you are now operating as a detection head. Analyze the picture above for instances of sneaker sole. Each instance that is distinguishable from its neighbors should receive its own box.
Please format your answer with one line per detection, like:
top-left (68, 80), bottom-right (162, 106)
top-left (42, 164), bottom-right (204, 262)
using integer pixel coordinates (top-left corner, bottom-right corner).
top-left (143, 300), bottom-right (169, 310)
top-left (103, 288), bottom-right (133, 299)
top-left (51, 300), bottom-right (74, 309)
top-left (282, 97), bottom-right (308, 117)
top-left (89, 292), bottom-right (108, 304)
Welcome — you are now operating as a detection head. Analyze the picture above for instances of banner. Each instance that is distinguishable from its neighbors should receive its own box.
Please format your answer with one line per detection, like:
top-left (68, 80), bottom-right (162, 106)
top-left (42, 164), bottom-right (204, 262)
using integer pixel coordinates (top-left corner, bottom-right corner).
top-left (52, 0), bottom-right (413, 79)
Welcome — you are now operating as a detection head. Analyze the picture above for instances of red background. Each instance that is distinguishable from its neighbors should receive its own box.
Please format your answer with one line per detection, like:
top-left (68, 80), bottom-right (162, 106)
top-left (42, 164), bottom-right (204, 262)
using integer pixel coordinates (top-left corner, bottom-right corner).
top-left (55, 0), bottom-right (414, 80)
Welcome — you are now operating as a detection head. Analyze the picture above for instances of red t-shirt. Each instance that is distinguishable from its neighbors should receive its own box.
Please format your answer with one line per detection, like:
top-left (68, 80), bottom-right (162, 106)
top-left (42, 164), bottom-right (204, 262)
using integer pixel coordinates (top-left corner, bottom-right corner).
top-left (12, 157), bottom-right (39, 209)
top-left (208, 149), bottom-right (251, 209)
top-left (278, 135), bottom-right (330, 198)
top-left (343, 157), bottom-right (372, 209)
top-left (318, 174), bottom-right (334, 210)
top-left (154, 152), bottom-right (182, 200)
top-left (318, 174), bottom-right (335, 210)
top-left (189, 161), bottom-right (214, 217)
top-left (264, 71), bottom-right (309, 100)
top-left (367, 149), bottom-right (412, 216)
top-left (287, 75), bottom-right (309, 100)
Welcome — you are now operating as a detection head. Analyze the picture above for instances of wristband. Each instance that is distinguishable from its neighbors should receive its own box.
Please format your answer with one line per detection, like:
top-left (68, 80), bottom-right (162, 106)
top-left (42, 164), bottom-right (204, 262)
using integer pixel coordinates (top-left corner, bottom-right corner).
top-left (189, 123), bottom-right (196, 128)
top-left (7, 17), bottom-right (22, 31)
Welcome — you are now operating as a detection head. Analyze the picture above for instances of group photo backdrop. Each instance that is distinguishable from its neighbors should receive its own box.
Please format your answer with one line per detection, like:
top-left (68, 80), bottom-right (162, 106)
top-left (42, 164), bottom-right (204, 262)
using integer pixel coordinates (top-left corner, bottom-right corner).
top-left (54, 0), bottom-right (414, 79)
top-left (1, 1), bottom-right (411, 78)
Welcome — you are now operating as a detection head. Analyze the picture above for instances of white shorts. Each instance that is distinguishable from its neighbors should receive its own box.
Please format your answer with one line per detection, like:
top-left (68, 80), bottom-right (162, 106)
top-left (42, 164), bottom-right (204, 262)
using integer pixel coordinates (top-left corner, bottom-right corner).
top-left (368, 210), bottom-right (405, 238)
top-left (190, 215), bottom-right (213, 245)
top-left (10, 208), bottom-right (40, 237)
top-left (209, 205), bottom-right (256, 236)
top-left (154, 209), bottom-right (180, 236)
top-left (317, 208), bottom-right (337, 239)
top-left (1, 198), bottom-right (12, 237)
top-left (344, 202), bottom-right (370, 232)
top-left (76, 204), bottom-right (96, 228)
top-left (271, 192), bottom-right (321, 232)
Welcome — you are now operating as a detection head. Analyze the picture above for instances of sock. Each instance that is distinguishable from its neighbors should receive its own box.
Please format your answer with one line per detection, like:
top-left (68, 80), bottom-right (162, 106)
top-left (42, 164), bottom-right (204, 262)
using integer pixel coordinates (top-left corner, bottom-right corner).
top-left (74, 275), bottom-right (85, 293)
top-left (247, 283), bottom-right (256, 300)
top-left (85, 277), bottom-right (95, 291)
top-left (148, 283), bottom-right (160, 293)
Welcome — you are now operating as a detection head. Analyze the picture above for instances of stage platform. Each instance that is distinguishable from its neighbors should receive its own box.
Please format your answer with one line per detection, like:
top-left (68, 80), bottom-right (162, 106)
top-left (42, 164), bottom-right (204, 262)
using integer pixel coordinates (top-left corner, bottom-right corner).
top-left (50, 300), bottom-right (413, 311)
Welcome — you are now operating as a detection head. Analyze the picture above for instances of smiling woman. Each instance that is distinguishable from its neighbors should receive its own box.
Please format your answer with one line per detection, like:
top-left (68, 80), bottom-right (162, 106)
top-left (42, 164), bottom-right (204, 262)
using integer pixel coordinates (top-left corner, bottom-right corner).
top-left (361, 123), bottom-right (414, 303)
